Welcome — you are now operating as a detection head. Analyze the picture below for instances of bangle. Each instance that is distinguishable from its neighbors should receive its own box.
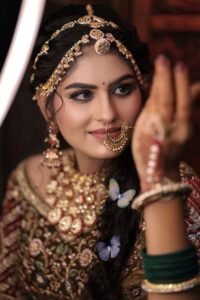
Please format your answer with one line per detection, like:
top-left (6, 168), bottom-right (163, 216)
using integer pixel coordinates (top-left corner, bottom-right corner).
top-left (141, 245), bottom-right (199, 284)
top-left (142, 275), bottom-right (200, 293)
top-left (131, 182), bottom-right (192, 210)
top-left (141, 245), bottom-right (200, 293)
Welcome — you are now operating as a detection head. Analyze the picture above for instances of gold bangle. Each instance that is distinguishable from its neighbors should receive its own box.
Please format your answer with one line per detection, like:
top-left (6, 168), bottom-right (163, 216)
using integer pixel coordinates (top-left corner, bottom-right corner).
top-left (142, 275), bottom-right (200, 293)
top-left (131, 182), bottom-right (192, 210)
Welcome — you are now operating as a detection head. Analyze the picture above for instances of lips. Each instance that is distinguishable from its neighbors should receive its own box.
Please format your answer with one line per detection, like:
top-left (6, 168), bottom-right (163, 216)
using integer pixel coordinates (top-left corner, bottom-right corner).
top-left (89, 127), bottom-right (120, 134)
top-left (88, 127), bottom-right (121, 142)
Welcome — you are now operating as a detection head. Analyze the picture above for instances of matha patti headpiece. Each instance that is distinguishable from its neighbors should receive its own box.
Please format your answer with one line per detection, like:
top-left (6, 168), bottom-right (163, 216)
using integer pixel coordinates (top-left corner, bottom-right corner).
top-left (31, 4), bottom-right (145, 99)
top-left (85, 4), bottom-right (94, 16)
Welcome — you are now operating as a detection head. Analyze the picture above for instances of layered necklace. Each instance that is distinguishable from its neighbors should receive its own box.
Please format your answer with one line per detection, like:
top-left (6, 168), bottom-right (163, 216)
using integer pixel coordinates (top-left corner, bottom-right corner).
top-left (46, 151), bottom-right (108, 241)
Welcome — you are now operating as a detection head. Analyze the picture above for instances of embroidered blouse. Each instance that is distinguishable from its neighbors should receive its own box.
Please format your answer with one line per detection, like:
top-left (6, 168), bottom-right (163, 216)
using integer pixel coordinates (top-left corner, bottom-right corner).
top-left (0, 157), bottom-right (199, 300)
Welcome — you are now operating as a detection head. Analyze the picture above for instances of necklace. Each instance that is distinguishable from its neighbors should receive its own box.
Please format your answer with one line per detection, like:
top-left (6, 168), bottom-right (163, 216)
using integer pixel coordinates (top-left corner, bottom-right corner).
top-left (46, 150), bottom-right (108, 241)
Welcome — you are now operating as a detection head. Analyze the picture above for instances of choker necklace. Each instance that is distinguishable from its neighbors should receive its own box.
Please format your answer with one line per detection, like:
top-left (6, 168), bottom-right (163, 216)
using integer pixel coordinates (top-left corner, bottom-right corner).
top-left (46, 151), bottom-right (108, 242)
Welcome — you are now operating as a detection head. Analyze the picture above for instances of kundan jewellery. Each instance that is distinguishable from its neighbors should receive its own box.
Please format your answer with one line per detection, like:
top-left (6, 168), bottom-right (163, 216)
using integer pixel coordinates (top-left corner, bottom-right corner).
top-left (103, 121), bottom-right (133, 152)
top-left (31, 7), bottom-right (145, 99)
top-left (42, 120), bottom-right (63, 168)
top-left (46, 151), bottom-right (108, 242)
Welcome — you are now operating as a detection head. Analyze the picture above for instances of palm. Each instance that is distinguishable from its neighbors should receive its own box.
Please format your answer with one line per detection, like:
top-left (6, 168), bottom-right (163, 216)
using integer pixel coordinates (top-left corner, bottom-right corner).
top-left (131, 56), bottom-right (192, 191)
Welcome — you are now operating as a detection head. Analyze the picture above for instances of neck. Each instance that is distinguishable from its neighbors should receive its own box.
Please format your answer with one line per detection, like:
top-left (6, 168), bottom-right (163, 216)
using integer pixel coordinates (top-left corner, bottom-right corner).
top-left (74, 150), bottom-right (106, 174)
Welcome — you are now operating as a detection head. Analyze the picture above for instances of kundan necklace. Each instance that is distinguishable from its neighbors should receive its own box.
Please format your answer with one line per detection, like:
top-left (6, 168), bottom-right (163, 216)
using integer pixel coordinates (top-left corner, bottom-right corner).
top-left (46, 151), bottom-right (108, 242)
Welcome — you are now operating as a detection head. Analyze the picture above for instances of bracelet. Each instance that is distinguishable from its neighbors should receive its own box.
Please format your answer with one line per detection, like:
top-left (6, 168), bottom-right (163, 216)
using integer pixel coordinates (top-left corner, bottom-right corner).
top-left (131, 182), bottom-right (192, 210)
top-left (142, 275), bottom-right (200, 293)
top-left (141, 245), bottom-right (199, 284)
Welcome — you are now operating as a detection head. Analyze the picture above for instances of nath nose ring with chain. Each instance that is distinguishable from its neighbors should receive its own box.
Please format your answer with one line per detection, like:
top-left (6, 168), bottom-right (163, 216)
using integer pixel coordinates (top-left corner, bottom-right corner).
top-left (103, 121), bottom-right (134, 152)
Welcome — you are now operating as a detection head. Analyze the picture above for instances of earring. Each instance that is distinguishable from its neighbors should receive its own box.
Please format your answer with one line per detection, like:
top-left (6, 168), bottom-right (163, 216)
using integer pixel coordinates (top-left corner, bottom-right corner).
top-left (103, 121), bottom-right (131, 152)
top-left (42, 121), bottom-right (63, 168)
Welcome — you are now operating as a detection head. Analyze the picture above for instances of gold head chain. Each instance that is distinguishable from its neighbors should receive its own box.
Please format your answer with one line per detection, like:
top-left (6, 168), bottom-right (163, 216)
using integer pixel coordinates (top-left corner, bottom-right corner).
top-left (31, 4), bottom-right (145, 99)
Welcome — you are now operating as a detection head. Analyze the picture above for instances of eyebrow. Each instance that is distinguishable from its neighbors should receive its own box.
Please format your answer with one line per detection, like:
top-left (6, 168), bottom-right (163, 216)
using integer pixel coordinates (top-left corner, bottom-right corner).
top-left (64, 74), bottom-right (136, 90)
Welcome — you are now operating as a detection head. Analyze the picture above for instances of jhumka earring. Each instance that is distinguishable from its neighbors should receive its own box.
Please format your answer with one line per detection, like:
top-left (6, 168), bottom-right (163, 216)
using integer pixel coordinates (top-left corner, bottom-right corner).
top-left (42, 121), bottom-right (63, 168)
top-left (103, 121), bottom-right (132, 152)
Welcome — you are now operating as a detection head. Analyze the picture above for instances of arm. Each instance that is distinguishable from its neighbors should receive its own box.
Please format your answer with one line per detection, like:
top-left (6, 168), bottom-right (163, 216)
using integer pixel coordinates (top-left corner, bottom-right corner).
top-left (132, 55), bottom-right (200, 300)
top-left (144, 198), bottom-right (199, 300)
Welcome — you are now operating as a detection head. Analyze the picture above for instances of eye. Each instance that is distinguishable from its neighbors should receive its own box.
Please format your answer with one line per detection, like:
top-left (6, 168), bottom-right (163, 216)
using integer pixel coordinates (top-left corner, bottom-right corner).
top-left (69, 90), bottom-right (93, 102)
top-left (114, 83), bottom-right (137, 97)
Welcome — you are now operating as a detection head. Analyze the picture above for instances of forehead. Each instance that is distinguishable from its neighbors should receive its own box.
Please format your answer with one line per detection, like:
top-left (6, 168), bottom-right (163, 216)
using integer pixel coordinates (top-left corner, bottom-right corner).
top-left (61, 45), bottom-right (134, 84)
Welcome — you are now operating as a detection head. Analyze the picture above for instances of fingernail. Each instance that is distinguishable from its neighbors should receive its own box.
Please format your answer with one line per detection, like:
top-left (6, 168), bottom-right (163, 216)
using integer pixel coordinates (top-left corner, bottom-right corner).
top-left (156, 54), bottom-right (168, 70)
top-left (176, 61), bottom-right (185, 72)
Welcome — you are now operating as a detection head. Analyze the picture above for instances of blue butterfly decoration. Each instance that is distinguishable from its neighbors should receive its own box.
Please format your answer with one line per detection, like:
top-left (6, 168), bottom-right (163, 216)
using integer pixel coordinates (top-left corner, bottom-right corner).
top-left (109, 178), bottom-right (136, 208)
top-left (96, 235), bottom-right (121, 262)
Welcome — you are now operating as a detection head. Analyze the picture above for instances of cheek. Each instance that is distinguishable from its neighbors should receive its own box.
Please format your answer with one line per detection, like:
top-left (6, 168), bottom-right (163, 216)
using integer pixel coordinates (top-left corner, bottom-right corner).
top-left (54, 98), bottom-right (89, 131)
top-left (117, 89), bottom-right (142, 120)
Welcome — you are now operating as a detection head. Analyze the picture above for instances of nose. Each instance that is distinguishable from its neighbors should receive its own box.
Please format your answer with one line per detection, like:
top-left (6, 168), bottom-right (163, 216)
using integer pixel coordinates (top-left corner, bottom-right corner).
top-left (94, 93), bottom-right (118, 124)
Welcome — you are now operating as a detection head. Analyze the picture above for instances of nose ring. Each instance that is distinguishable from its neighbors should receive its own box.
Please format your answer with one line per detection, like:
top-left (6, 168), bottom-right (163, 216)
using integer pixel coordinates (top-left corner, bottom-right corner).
top-left (103, 121), bottom-right (132, 152)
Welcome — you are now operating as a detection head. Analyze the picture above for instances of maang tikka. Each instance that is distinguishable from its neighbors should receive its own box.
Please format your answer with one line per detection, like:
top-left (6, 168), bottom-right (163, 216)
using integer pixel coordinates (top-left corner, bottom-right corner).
top-left (103, 121), bottom-right (132, 152)
top-left (31, 4), bottom-right (145, 99)
top-left (42, 121), bottom-right (63, 168)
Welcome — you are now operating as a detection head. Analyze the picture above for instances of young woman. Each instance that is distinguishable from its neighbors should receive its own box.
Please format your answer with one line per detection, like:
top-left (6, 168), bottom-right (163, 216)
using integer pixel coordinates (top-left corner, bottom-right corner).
top-left (0, 4), bottom-right (199, 300)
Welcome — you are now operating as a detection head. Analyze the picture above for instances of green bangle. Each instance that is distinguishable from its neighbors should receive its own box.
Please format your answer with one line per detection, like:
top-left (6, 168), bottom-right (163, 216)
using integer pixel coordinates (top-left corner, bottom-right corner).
top-left (142, 245), bottom-right (197, 263)
top-left (146, 266), bottom-right (199, 284)
top-left (142, 245), bottom-right (199, 284)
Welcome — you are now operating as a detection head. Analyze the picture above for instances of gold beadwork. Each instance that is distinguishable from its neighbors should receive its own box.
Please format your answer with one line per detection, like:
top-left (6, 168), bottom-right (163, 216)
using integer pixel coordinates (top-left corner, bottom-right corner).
top-left (131, 181), bottom-right (192, 210)
top-left (35, 35), bottom-right (90, 97)
top-left (33, 29), bottom-right (144, 97)
top-left (142, 276), bottom-right (200, 293)
top-left (103, 121), bottom-right (130, 152)
top-left (47, 207), bottom-right (62, 224)
top-left (86, 4), bottom-right (94, 16)
top-left (31, 15), bottom-right (119, 75)
top-left (42, 121), bottom-right (63, 168)
top-left (46, 151), bottom-right (108, 241)
top-left (31, 15), bottom-right (145, 98)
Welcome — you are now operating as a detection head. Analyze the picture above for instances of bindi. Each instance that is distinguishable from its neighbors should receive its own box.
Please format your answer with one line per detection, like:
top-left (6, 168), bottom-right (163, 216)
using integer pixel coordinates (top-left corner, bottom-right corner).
top-left (102, 82), bottom-right (106, 85)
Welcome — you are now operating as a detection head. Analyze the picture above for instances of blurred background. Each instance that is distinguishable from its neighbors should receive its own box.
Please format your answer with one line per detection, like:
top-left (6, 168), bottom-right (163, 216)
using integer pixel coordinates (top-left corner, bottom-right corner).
top-left (0, 0), bottom-right (200, 201)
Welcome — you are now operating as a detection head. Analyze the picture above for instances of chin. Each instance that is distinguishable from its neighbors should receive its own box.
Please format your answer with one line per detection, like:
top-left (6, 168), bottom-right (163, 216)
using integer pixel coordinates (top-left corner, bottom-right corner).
top-left (88, 146), bottom-right (122, 160)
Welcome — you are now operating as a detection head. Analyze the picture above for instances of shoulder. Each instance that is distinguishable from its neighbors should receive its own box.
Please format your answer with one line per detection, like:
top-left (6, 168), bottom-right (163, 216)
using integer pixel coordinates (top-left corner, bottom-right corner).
top-left (25, 153), bottom-right (50, 197)
top-left (22, 148), bottom-right (73, 198)
top-left (5, 153), bottom-right (52, 203)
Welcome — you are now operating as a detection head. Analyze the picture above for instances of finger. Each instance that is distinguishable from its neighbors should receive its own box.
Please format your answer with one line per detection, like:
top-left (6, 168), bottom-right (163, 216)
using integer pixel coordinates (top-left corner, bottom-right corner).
top-left (149, 55), bottom-right (174, 121)
top-left (174, 62), bottom-right (191, 123)
top-left (190, 81), bottom-right (200, 103)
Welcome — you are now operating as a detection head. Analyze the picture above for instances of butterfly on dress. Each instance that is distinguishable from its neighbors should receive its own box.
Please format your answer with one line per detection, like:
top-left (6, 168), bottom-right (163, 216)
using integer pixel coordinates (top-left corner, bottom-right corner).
top-left (109, 178), bottom-right (136, 208)
top-left (96, 235), bottom-right (121, 262)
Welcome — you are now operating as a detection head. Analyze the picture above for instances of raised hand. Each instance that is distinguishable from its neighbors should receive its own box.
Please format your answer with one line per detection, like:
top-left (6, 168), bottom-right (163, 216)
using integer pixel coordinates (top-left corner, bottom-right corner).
top-left (132, 55), bottom-right (192, 191)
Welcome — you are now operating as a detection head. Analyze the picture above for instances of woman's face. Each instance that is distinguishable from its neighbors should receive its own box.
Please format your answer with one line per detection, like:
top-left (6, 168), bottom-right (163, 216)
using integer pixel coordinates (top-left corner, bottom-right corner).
top-left (53, 46), bottom-right (142, 165)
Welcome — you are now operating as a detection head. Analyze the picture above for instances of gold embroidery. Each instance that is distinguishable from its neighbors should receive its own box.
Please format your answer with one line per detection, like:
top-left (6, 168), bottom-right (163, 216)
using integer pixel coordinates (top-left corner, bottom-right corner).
top-left (2, 151), bottom-right (146, 299)
top-left (18, 204), bottom-right (99, 298)
top-left (179, 161), bottom-right (200, 180)
top-left (15, 162), bottom-right (51, 217)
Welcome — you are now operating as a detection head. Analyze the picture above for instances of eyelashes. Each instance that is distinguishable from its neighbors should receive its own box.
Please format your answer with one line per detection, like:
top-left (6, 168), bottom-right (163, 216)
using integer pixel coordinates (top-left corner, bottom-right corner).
top-left (114, 83), bottom-right (137, 96)
top-left (69, 90), bottom-right (93, 102)
top-left (68, 82), bottom-right (138, 103)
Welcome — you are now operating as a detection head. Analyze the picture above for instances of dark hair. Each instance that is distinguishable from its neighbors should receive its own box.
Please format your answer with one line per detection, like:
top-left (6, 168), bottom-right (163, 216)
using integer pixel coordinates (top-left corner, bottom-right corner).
top-left (31, 4), bottom-right (152, 299)
top-left (30, 4), bottom-right (151, 94)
